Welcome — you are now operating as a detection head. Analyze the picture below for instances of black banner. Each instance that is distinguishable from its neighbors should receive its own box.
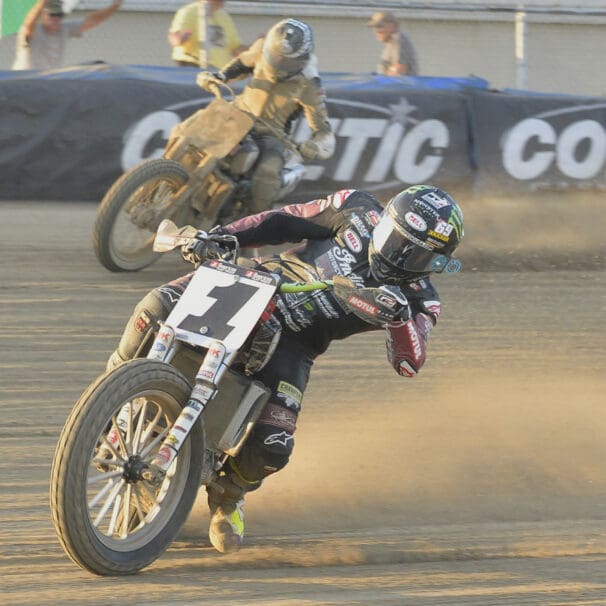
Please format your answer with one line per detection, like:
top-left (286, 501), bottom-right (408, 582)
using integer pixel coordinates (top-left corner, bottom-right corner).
top-left (470, 89), bottom-right (606, 192)
top-left (0, 70), bottom-right (475, 202)
top-left (0, 78), bottom-right (200, 200)
top-left (2, 66), bottom-right (606, 201)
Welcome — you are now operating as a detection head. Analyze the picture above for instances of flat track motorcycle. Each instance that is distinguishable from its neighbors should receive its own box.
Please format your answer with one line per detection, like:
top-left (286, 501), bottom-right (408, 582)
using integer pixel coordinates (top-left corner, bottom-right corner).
top-left (50, 219), bottom-right (360, 576)
top-left (93, 81), bottom-right (305, 272)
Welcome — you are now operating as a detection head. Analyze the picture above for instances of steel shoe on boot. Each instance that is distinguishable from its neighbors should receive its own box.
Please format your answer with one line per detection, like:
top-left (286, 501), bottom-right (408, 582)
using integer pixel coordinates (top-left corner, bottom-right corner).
top-left (208, 499), bottom-right (245, 554)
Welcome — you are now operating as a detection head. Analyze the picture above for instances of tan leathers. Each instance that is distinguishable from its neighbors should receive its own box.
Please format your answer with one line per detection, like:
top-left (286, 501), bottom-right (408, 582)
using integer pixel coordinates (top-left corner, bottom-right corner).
top-left (226, 38), bottom-right (335, 211)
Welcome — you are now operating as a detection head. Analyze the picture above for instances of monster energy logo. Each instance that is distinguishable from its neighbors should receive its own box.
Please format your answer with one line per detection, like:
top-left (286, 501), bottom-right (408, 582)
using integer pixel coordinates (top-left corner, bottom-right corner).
top-left (448, 207), bottom-right (464, 240)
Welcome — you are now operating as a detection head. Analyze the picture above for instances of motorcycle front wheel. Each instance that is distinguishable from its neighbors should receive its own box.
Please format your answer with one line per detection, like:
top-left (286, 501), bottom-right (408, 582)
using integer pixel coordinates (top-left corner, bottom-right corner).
top-left (93, 159), bottom-right (190, 272)
top-left (50, 359), bottom-right (203, 575)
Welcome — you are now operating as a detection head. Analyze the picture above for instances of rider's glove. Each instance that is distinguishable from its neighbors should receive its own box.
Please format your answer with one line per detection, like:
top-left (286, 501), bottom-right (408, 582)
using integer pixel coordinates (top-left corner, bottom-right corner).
top-left (297, 139), bottom-right (321, 160)
top-left (375, 285), bottom-right (411, 323)
top-left (196, 70), bottom-right (225, 92)
top-left (181, 238), bottom-right (209, 265)
top-left (334, 277), bottom-right (410, 326)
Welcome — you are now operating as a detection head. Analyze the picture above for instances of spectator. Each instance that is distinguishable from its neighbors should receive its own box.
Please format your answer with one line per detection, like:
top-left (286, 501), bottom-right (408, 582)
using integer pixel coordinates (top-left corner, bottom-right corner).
top-left (168, 0), bottom-right (247, 69)
top-left (12, 0), bottom-right (123, 71)
top-left (367, 10), bottom-right (419, 76)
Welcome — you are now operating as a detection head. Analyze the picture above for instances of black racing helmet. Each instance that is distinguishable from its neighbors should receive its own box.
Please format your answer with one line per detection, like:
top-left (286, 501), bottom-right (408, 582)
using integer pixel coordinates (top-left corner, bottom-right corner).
top-left (262, 19), bottom-right (314, 81)
top-left (369, 185), bottom-right (464, 284)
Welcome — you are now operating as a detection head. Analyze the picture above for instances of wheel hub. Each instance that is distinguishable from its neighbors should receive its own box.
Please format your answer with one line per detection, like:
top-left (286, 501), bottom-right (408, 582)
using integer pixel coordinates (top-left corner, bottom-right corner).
top-left (122, 455), bottom-right (149, 483)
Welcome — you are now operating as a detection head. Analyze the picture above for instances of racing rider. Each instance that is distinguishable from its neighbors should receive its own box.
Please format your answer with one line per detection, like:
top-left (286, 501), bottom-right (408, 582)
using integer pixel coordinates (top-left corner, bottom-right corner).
top-left (196, 18), bottom-right (335, 213)
top-left (105, 185), bottom-right (464, 554)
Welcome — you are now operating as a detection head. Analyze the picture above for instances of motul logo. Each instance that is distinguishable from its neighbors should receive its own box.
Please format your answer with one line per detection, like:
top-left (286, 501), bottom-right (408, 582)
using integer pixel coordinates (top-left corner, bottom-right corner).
top-left (348, 295), bottom-right (378, 316)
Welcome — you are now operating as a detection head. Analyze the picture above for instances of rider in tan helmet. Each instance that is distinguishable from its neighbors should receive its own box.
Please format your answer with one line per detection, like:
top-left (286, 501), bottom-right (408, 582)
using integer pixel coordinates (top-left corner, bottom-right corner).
top-left (197, 19), bottom-right (336, 213)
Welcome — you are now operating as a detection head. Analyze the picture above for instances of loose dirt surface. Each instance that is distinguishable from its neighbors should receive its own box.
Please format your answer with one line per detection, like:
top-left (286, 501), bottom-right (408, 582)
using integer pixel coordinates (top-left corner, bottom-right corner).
top-left (1, 200), bottom-right (605, 605)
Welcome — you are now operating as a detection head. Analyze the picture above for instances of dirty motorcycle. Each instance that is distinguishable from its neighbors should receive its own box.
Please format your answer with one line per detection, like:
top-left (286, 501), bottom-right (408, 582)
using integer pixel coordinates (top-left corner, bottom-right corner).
top-left (49, 219), bottom-right (369, 575)
top-left (92, 81), bottom-right (306, 272)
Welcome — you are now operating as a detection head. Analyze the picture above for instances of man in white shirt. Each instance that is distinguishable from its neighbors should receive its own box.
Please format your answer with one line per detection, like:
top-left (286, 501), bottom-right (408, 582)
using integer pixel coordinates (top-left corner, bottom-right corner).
top-left (12, 0), bottom-right (123, 71)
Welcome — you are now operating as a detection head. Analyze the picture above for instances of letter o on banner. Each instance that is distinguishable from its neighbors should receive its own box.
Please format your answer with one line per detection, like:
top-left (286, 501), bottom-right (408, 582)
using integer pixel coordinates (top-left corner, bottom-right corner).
top-left (557, 119), bottom-right (606, 180)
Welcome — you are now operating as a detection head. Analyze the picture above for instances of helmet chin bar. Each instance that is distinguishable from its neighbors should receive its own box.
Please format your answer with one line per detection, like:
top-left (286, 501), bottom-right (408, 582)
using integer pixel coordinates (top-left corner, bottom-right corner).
top-left (369, 254), bottom-right (428, 284)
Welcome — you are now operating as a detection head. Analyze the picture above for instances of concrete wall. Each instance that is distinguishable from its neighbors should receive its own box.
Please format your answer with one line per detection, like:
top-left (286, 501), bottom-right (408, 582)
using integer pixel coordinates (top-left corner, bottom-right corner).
top-left (1, 8), bottom-right (605, 96)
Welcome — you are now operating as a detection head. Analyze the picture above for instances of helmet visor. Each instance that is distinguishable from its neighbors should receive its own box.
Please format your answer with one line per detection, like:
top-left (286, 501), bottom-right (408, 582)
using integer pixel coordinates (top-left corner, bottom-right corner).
top-left (263, 49), bottom-right (309, 80)
top-left (372, 213), bottom-right (451, 274)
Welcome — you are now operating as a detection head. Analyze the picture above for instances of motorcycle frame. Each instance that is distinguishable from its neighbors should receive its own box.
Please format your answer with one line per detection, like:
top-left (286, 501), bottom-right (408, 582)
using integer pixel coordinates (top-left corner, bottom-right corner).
top-left (139, 260), bottom-right (279, 486)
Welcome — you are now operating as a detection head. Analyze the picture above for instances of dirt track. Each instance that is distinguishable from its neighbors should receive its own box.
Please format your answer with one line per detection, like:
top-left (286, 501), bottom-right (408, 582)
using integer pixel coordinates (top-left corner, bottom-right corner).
top-left (1, 200), bottom-right (606, 605)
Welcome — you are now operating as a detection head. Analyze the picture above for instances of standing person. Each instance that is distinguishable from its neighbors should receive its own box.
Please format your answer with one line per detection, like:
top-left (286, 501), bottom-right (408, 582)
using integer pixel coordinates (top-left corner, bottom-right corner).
top-left (12, 0), bottom-right (123, 71)
top-left (105, 184), bottom-right (464, 553)
top-left (367, 10), bottom-right (419, 76)
top-left (196, 18), bottom-right (335, 214)
top-left (168, 0), bottom-right (246, 69)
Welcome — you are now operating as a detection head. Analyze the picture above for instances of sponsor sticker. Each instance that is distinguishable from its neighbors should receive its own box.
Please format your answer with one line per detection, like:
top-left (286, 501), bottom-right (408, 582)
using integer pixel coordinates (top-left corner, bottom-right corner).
top-left (277, 381), bottom-right (303, 411)
top-left (264, 431), bottom-right (294, 447)
top-left (404, 212), bottom-right (427, 232)
top-left (343, 228), bottom-right (363, 253)
top-left (348, 295), bottom-right (378, 316)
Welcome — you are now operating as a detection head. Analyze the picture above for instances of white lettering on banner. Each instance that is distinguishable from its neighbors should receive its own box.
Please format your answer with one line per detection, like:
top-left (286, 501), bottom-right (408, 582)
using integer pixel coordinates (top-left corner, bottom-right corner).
top-left (333, 118), bottom-right (387, 181)
top-left (503, 116), bottom-right (606, 181)
top-left (394, 120), bottom-right (449, 183)
top-left (121, 98), bottom-right (451, 184)
top-left (121, 110), bottom-right (181, 170)
top-left (365, 122), bottom-right (404, 181)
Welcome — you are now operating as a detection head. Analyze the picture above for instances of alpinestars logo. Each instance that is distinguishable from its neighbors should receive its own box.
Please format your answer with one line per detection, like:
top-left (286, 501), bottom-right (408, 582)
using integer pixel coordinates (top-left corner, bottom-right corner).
top-left (264, 432), bottom-right (294, 447)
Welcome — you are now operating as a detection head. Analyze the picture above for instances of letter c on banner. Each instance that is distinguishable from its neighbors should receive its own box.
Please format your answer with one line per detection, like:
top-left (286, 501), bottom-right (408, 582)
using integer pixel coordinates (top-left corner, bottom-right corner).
top-left (503, 118), bottom-right (555, 180)
top-left (121, 110), bottom-right (181, 171)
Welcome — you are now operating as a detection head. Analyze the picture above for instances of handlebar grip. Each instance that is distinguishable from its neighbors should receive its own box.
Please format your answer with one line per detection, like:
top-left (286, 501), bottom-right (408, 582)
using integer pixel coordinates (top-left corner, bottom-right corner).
top-left (208, 82), bottom-right (222, 98)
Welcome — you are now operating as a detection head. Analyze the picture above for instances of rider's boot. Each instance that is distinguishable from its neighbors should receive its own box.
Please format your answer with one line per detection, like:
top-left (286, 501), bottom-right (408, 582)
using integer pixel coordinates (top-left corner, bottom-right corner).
top-left (207, 459), bottom-right (260, 553)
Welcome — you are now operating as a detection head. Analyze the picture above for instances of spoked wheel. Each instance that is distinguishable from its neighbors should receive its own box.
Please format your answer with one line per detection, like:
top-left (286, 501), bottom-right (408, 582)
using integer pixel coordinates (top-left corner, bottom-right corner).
top-left (50, 359), bottom-right (203, 575)
top-left (92, 159), bottom-right (191, 272)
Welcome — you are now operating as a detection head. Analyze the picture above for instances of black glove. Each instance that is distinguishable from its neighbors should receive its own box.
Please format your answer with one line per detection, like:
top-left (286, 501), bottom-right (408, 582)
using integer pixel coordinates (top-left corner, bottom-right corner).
top-left (196, 71), bottom-right (226, 92)
top-left (181, 238), bottom-right (209, 265)
top-left (334, 277), bottom-right (410, 325)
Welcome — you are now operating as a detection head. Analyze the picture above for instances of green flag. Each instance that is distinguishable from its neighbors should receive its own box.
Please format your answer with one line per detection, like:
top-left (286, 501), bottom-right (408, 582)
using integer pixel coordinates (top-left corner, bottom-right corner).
top-left (1, 0), bottom-right (37, 38)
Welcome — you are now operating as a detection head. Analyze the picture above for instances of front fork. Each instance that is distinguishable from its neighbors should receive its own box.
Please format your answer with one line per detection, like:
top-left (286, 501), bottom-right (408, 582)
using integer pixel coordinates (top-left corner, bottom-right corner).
top-left (139, 326), bottom-right (235, 486)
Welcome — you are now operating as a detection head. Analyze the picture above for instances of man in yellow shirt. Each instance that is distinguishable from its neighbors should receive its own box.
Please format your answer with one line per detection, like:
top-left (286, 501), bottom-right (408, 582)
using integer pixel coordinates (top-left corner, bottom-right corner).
top-left (168, 0), bottom-right (246, 68)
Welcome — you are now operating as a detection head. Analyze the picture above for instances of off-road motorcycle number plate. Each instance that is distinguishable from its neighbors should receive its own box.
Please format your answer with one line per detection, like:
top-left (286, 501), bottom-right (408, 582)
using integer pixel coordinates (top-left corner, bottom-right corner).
top-left (165, 260), bottom-right (278, 351)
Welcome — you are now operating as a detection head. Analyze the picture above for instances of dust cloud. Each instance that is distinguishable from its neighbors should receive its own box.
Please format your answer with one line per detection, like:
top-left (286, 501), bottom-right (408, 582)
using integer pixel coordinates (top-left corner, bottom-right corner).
top-left (456, 191), bottom-right (606, 270)
top-left (185, 370), bottom-right (606, 544)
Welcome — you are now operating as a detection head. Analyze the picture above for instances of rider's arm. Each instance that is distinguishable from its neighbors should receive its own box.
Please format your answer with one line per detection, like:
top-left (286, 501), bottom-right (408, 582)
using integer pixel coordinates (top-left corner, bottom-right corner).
top-left (384, 281), bottom-right (441, 377)
top-left (221, 189), bottom-right (378, 247)
top-left (298, 65), bottom-right (335, 160)
top-left (219, 37), bottom-right (262, 81)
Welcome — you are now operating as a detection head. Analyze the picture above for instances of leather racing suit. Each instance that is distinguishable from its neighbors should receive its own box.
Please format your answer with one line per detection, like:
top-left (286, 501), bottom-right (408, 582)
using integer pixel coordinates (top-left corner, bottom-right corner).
top-left (109, 189), bottom-right (441, 505)
top-left (218, 37), bottom-right (335, 213)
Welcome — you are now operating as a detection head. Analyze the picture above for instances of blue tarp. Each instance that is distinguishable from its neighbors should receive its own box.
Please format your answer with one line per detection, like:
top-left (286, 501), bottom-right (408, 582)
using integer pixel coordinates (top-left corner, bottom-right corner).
top-left (0, 62), bottom-right (490, 91)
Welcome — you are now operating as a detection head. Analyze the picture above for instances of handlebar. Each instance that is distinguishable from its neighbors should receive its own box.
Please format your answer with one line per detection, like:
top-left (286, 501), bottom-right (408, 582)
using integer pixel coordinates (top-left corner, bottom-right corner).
top-left (154, 221), bottom-right (334, 292)
top-left (279, 280), bottom-right (333, 293)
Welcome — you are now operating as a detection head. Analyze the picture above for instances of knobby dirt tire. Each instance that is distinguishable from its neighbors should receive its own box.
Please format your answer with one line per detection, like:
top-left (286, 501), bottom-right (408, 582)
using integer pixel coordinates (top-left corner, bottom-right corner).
top-left (93, 159), bottom-right (189, 272)
top-left (50, 359), bottom-right (203, 575)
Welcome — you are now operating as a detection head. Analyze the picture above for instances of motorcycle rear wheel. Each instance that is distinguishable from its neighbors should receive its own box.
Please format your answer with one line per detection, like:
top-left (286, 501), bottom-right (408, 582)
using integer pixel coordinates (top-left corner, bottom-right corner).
top-left (50, 359), bottom-right (203, 575)
top-left (93, 159), bottom-right (190, 272)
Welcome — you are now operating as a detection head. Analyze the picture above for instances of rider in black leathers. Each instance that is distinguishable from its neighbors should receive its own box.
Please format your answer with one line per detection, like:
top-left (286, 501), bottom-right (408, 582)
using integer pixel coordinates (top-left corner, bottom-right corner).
top-left (106, 185), bottom-right (464, 553)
